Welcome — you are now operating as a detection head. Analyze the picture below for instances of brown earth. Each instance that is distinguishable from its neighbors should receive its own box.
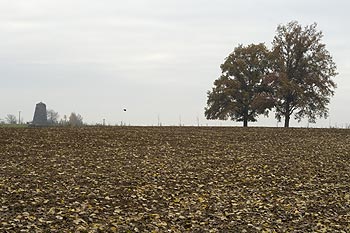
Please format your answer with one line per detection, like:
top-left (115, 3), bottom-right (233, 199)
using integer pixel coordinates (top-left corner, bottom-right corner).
top-left (0, 126), bottom-right (349, 232)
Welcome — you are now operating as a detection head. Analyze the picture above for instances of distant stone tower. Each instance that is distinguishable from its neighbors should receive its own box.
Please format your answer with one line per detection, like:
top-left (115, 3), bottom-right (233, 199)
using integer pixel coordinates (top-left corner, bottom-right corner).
top-left (32, 102), bottom-right (48, 125)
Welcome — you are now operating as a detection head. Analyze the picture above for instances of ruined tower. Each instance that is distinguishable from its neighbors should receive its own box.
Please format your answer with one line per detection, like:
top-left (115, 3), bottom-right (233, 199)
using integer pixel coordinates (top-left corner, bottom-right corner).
top-left (32, 102), bottom-right (47, 125)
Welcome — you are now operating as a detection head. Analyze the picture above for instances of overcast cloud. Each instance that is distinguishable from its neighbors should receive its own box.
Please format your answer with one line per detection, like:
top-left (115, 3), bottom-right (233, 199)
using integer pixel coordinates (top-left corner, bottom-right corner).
top-left (1, 0), bottom-right (349, 127)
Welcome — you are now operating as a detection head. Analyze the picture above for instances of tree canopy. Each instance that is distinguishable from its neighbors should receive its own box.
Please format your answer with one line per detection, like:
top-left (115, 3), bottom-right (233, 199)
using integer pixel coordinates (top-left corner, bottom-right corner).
top-left (205, 43), bottom-right (273, 127)
top-left (206, 21), bottom-right (337, 127)
top-left (47, 109), bottom-right (60, 125)
top-left (69, 113), bottom-right (84, 126)
top-left (268, 21), bottom-right (337, 127)
top-left (5, 114), bottom-right (17, 124)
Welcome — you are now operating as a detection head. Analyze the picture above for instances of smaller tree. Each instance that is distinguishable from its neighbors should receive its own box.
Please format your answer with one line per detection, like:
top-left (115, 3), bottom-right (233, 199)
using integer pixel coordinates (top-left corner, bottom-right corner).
top-left (47, 109), bottom-right (60, 125)
top-left (5, 114), bottom-right (17, 124)
top-left (205, 43), bottom-right (274, 127)
top-left (69, 112), bottom-right (84, 126)
top-left (59, 115), bottom-right (68, 125)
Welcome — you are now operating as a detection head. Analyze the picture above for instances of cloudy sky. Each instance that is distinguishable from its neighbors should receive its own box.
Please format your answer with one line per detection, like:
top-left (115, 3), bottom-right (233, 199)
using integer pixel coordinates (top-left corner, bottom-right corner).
top-left (1, 0), bottom-right (349, 127)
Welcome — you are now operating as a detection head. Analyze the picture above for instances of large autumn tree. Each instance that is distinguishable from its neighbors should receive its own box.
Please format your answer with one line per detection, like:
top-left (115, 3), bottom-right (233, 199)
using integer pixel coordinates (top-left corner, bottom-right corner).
top-left (268, 21), bottom-right (337, 127)
top-left (205, 43), bottom-right (273, 127)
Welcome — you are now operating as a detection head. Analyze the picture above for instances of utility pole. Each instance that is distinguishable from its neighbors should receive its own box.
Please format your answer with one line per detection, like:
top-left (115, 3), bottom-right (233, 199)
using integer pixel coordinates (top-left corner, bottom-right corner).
top-left (18, 111), bottom-right (21, 124)
top-left (122, 108), bottom-right (127, 126)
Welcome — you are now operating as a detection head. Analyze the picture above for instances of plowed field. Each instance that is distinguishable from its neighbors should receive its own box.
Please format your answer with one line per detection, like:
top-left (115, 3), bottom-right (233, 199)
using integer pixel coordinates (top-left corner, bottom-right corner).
top-left (0, 127), bottom-right (349, 232)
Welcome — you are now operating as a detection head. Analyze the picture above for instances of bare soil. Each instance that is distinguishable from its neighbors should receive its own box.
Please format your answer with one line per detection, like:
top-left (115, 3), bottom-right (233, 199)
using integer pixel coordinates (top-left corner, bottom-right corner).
top-left (0, 126), bottom-right (349, 232)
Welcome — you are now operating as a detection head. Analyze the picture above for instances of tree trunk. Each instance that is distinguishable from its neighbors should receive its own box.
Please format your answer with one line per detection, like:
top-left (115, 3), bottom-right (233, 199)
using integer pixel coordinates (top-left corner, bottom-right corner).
top-left (243, 118), bottom-right (248, 127)
top-left (284, 100), bottom-right (291, 128)
top-left (243, 108), bottom-right (248, 127)
top-left (284, 114), bottom-right (290, 128)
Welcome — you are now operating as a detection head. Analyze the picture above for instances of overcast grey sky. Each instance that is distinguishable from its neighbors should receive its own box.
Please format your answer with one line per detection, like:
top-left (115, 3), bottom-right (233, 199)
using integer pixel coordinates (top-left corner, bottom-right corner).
top-left (1, 0), bottom-right (349, 127)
